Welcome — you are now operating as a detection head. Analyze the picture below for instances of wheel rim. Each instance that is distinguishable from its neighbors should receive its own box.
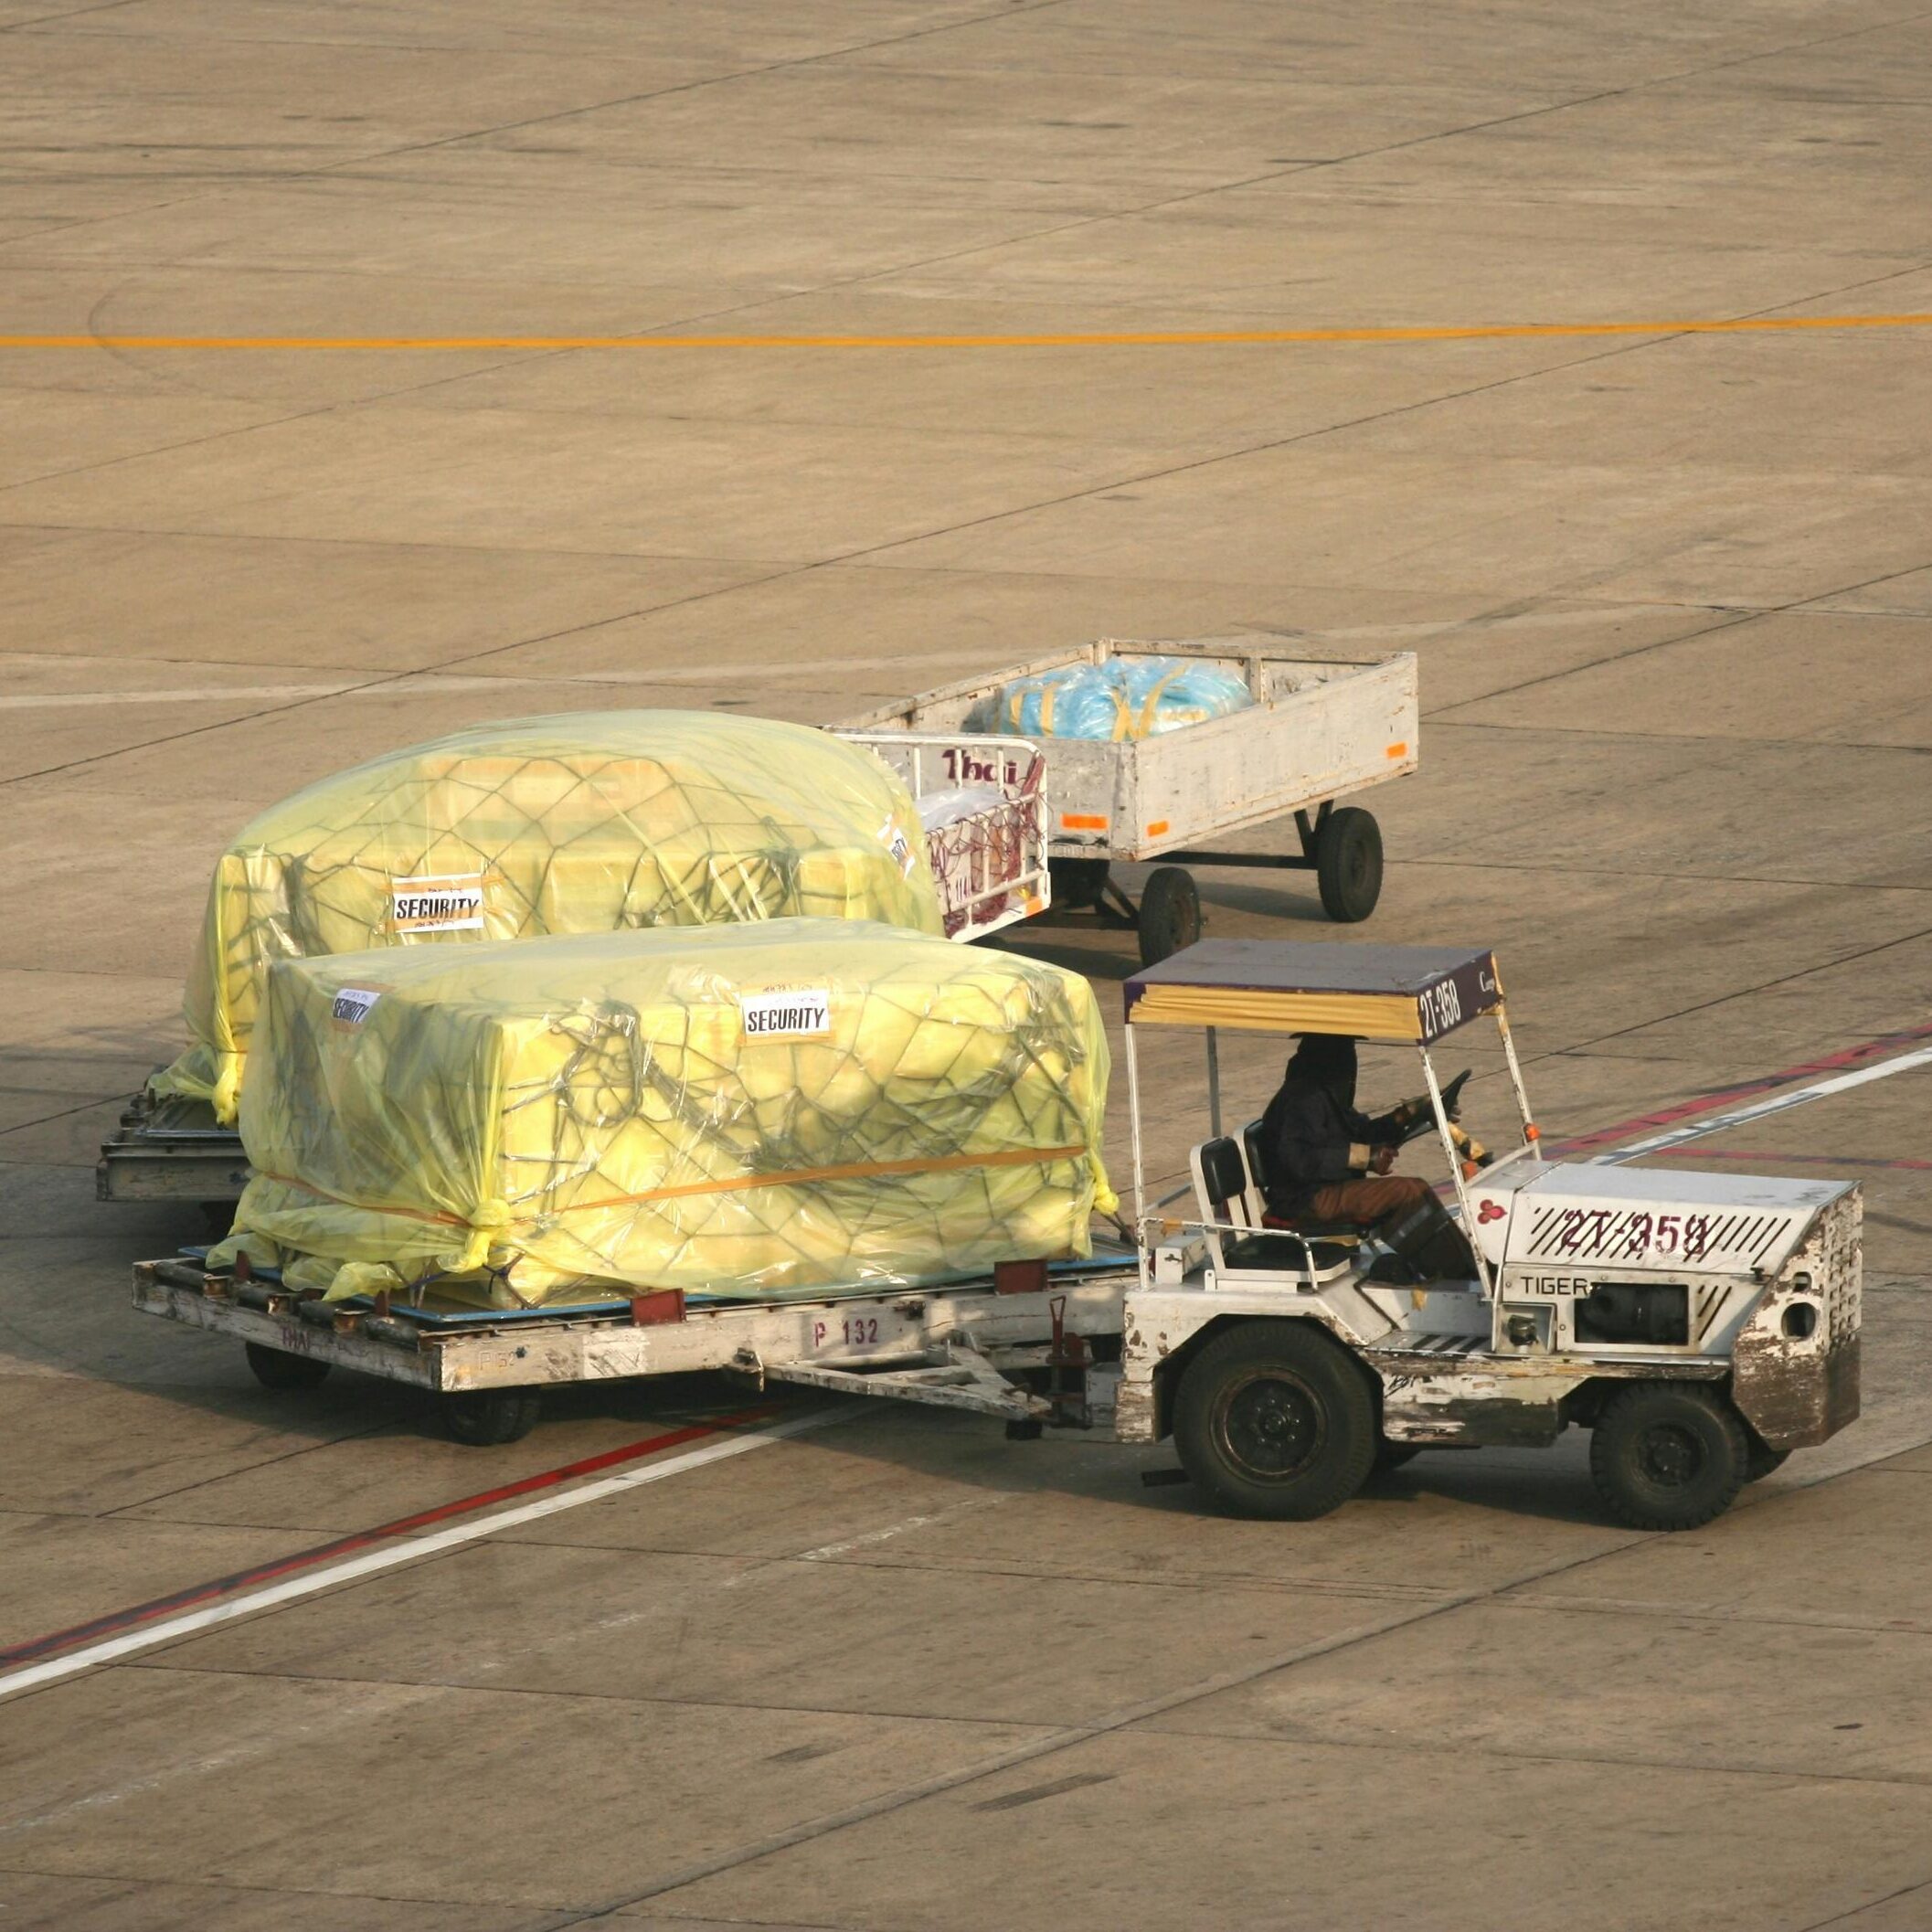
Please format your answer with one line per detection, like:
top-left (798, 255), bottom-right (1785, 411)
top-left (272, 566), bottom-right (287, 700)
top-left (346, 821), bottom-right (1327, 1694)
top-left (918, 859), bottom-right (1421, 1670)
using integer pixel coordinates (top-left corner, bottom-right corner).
top-left (1637, 1420), bottom-right (1704, 1489)
top-left (1214, 1368), bottom-right (1325, 1481)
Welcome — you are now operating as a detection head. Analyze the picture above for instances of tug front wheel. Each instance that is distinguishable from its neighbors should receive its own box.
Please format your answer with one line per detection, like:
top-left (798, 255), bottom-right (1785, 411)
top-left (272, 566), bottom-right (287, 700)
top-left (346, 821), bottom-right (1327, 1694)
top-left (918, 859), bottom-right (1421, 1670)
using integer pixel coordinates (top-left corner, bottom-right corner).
top-left (1588, 1383), bottom-right (1747, 1531)
top-left (1173, 1321), bottom-right (1375, 1520)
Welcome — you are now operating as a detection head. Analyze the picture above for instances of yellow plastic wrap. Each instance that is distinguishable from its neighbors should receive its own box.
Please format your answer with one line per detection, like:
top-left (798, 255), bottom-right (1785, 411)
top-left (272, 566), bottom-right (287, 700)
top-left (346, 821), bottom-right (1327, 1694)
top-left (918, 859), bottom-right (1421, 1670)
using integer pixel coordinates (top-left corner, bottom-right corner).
top-left (154, 712), bottom-right (940, 1123)
top-left (217, 918), bottom-right (1114, 1307)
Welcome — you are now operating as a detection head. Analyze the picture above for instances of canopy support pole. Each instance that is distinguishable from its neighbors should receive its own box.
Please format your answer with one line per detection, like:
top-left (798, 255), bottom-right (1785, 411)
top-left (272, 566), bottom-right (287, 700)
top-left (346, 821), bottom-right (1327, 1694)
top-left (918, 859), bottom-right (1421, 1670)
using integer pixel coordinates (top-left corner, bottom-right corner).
top-left (1205, 1026), bottom-right (1221, 1138)
top-left (1420, 1044), bottom-right (1492, 1294)
top-left (1125, 1024), bottom-right (1149, 1290)
top-left (1493, 1002), bottom-right (1541, 1159)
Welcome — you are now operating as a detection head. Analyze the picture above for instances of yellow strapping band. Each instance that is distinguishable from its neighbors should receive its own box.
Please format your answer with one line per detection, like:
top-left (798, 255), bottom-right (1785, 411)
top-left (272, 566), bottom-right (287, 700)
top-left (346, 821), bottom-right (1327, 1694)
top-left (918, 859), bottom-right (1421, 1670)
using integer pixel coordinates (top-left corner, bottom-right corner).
top-left (260, 1144), bottom-right (1093, 1231)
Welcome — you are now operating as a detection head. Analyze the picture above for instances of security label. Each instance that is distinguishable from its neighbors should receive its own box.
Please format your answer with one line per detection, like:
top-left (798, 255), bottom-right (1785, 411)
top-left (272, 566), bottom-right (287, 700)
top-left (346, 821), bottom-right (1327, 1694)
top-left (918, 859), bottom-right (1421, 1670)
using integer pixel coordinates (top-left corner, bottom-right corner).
top-left (879, 818), bottom-right (917, 878)
top-left (740, 988), bottom-right (832, 1038)
top-left (391, 874), bottom-right (486, 933)
top-left (331, 987), bottom-right (383, 1026)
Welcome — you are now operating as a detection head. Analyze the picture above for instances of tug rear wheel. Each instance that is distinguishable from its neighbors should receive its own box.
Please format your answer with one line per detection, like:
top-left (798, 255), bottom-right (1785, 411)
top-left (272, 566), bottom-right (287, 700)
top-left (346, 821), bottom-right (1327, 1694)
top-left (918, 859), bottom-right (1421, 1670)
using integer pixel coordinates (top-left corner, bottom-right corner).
top-left (1173, 1321), bottom-right (1375, 1520)
top-left (1589, 1384), bottom-right (1746, 1530)
top-left (244, 1341), bottom-right (330, 1391)
top-left (437, 1388), bottom-right (543, 1447)
top-left (1314, 807), bottom-right (1383, 923)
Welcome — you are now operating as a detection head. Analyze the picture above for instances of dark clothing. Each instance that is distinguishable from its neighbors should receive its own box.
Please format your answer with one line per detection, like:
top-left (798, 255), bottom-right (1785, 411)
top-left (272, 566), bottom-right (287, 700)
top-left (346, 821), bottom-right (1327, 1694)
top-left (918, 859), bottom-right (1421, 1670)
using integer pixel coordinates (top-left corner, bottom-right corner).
top-left (1260, 1038), bottom-right (1408, 1218)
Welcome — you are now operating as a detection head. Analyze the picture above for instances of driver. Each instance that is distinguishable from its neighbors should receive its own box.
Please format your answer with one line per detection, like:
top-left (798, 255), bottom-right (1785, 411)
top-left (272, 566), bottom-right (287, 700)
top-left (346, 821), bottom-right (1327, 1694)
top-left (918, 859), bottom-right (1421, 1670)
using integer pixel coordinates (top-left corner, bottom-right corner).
top-left (1258, 1033), bottom-right (1432, 1228)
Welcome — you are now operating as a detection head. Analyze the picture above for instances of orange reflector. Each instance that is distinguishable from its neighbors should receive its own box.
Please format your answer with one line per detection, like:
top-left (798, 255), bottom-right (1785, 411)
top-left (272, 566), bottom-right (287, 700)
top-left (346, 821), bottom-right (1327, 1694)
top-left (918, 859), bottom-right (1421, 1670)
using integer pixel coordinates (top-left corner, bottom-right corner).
top-left (1145, 819), bottom-right (1169, 838)
top-left (1524, 1123), bottom-right (1541, 1141)
top-left (1461, 1160), bottom-right (1481, 1180)
top-left (1385, 741), bottom-right (1409, 759)
top-left (1060, 812), bottom-right (1109, 830)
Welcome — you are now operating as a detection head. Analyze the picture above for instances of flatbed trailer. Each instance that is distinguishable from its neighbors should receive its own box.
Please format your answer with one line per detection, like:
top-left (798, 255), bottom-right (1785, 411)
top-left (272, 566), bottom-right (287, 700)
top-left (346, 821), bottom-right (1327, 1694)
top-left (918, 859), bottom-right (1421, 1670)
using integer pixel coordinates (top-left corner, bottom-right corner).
top-left (133, 1253), bottom-right (1136, 1445)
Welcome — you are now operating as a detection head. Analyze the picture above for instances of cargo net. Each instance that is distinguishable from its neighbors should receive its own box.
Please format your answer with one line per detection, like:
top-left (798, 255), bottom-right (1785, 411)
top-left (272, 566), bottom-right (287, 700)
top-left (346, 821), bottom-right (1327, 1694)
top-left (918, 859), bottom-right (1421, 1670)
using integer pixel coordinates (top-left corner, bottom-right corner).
top-left (221, 925), bottom-right (1114, 1310)
top-left (155, 712), bottom-right (939, 1122)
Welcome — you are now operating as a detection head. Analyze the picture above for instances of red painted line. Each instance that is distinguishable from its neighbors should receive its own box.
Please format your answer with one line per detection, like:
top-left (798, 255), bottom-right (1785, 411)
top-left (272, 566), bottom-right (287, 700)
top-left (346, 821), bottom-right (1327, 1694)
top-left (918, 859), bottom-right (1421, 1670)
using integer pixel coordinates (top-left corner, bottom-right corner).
top-left (1548, 1019), bottom-right (1932, 1158)
top-left (1643, 1147), bottom-right (1932, 1172)
top-left (0, 1409), bottom-right (769, 1671)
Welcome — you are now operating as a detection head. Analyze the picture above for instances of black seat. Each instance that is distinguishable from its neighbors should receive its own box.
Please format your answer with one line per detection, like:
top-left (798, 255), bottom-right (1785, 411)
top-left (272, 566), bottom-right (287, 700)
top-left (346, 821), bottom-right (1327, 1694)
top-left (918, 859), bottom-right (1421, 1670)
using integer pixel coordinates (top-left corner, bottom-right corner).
top-left (1194, 1135), bottom-right (1248, 1215)
top-left (1241, 1118), bottom-right (1271, 1194)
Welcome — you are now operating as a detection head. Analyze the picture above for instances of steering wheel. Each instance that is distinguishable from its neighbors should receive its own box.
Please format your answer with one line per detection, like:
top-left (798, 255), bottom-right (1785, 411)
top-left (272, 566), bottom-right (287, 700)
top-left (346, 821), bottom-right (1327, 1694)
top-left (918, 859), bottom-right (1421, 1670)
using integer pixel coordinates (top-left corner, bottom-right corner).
top-left (1399, 1067), bottom-right (1471, 1141)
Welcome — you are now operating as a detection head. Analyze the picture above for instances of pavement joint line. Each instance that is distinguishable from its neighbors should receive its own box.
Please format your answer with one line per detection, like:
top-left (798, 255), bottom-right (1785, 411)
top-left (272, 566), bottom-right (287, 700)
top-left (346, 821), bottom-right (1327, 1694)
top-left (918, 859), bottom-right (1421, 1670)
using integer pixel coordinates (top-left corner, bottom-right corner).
top-left (1434, 718), bottom-right (1932, 757)
top-left (96, 1421), bottom-right (405, 1520)
top-left (1131, 1719), bottom-right (1932, 1790)
top-left (1800, 1874), bottom-right (1932, 1931)
top-left (1518, 926), bottom-right (1932, 1072)
top-left (10, 312), bottom-right (1932, 352)
top-left (0, 1405), bottom-right (859, 1697)
top-left (119, 1658), bottom-right (1070, 1733)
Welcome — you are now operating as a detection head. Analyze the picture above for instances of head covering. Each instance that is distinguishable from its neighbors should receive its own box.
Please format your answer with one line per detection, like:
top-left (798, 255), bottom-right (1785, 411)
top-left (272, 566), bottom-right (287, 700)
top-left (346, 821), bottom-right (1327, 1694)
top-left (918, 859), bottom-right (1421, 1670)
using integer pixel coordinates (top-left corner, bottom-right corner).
top-left (1286, 1033), bottom-right (1358, 1106)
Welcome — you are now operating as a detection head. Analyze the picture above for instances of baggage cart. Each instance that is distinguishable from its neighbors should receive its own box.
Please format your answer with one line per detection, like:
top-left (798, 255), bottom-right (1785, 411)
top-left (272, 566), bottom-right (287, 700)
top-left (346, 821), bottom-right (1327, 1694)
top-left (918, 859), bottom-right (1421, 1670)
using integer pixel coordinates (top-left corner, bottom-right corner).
top-left (840, 635), bottom-right (1419, 967)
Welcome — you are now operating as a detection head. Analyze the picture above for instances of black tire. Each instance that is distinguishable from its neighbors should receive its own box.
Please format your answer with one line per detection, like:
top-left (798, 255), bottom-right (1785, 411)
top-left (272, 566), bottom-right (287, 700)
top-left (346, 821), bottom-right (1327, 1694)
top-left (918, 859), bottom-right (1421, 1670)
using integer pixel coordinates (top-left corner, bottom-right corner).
top-left (1746, 1443), bottom-right (1791, 1482)
top-left (1588, 1383), bottom-right (1747, 1531)
top-left (1173, 1321), bottom-right (1376, 1520)
top-left (1314, 807), bottom-right (1383, 923)
top-left (1137, 865), bottom-right (1202, 966)
top-left (244, 1340), bottom-right (331, 1391)
top-left (437, 1388), bottom-right (543, 1447)
top-left (1048, 856), bottom-right (1111, 908)
top-left (1372, 1439), bottom-right (1421, 1474)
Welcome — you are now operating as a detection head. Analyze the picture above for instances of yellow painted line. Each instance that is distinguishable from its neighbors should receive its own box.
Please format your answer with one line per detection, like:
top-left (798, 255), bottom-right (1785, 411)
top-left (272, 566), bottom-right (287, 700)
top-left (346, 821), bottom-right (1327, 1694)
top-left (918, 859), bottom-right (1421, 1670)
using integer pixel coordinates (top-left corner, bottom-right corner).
top-left (5, 313), bottom-right (1932, 351)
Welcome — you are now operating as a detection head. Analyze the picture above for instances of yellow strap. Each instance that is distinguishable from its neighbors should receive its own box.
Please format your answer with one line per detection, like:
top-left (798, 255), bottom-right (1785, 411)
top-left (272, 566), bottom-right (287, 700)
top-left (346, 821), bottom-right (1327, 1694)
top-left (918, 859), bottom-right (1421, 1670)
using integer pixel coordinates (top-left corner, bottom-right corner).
top-left (260, 1143), bottom-right (1091, 1231)
top-left (1039, 683), bottom-right (1056, 737)
top-left (1132, 666), bottom-right (1184, 738)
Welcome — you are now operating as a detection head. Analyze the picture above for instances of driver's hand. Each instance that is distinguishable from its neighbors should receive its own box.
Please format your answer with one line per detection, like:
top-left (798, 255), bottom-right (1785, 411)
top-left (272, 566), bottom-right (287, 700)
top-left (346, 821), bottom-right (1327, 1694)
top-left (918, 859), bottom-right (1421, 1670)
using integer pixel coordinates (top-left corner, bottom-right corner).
top-left (1371, 1144), bottom-right (1397, 1176)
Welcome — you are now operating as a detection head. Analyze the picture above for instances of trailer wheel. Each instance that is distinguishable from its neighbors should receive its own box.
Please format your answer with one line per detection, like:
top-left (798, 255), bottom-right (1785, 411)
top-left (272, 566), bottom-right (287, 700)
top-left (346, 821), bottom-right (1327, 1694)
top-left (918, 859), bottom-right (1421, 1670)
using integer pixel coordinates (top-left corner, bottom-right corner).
top-left (438, 1388), bottom-right (543, 1447)
top-left (244, 1341), bottom-right (330, 1391)
top-left (1315, 807), bottom-right (1383, 923)
top-left (1589, 1384), bottom-right (1746, 1530)
top-left (1137, 866), bottom-right (1201, 966)
top-left (1173, 1321), bottom-right (1375, 1520)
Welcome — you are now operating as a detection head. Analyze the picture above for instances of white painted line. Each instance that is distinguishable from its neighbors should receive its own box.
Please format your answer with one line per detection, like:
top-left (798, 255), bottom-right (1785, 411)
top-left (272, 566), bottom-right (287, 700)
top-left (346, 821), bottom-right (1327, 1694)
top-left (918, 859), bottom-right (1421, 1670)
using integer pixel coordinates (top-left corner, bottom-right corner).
top-left (0, 1404), bottom-right (860, 1704)
top-left (0, 656), bottom-right (938, 710)
top-left (1601, 1044), bottom-right (1932, 1163)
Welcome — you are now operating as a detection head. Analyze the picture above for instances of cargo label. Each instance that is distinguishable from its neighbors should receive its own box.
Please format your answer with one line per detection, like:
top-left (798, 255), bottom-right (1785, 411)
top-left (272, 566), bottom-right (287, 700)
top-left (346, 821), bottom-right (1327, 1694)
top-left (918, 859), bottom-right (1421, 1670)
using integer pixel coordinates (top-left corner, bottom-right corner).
top-left (391, 874), bottom-right (486, 933)
top-left (740, 988), bottom-right (833, 1037)
top-left (330, 987), bottom-right (383, 1026)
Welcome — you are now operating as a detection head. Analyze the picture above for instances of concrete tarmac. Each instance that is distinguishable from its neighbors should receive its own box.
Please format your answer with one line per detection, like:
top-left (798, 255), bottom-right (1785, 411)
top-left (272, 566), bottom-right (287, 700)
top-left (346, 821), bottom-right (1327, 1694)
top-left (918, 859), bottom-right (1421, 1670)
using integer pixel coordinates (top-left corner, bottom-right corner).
top-left (4, 0), bottom-right (1932, 1926)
